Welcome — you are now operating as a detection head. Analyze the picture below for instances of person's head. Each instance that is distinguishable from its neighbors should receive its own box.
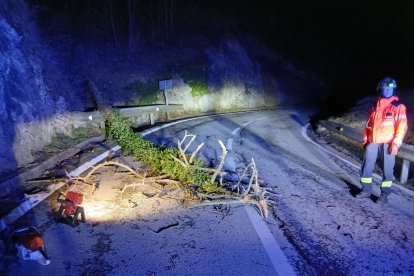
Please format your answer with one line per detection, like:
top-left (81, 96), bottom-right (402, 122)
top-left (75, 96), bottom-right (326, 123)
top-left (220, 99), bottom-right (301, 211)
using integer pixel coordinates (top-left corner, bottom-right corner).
top-left (377, 77), bottom-right (397, 98)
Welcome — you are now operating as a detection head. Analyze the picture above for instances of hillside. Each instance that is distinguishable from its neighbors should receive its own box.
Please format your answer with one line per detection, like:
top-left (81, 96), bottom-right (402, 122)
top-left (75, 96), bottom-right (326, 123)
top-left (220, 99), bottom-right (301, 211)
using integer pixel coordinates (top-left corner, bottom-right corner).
top-left (0, 0), bottom-right (323, 178)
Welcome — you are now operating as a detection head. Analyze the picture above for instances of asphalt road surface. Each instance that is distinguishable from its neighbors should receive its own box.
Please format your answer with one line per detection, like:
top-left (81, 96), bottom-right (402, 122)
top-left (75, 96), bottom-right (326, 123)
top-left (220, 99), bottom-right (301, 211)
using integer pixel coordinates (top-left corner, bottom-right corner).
top-left (145, 108), bottom-right (414, 275)
top-left (2, 108), bottom-right (414, 275)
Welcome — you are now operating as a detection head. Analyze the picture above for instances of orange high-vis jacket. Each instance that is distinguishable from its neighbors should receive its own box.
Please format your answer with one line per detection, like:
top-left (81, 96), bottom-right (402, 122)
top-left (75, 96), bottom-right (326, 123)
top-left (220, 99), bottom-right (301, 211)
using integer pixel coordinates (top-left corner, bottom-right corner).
top-left (363, 95), bottom-right (408, 146)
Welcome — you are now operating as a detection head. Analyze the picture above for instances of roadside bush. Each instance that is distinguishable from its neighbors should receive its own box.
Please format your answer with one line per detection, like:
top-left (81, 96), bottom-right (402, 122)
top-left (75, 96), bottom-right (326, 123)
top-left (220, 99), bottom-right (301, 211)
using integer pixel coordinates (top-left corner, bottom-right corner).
top-left (129, 80), bottom-right (159, 105)
top-left (105, 110), bottom-right (222, 193)
top-left (187, 79), bottom-right (209, 97)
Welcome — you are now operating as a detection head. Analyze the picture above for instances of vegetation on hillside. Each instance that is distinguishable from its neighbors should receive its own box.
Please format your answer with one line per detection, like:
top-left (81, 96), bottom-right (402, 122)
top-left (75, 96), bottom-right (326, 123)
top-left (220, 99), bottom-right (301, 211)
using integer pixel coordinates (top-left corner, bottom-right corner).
top-left (128, 80), bottom-right (160, 106)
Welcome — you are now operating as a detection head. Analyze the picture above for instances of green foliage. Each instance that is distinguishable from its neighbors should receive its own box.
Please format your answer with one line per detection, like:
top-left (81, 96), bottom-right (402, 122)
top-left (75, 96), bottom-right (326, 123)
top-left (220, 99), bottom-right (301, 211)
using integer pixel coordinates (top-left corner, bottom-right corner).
top-left (162, 55), bottom-right (210, 98)
top-left (187, 80), bottom-right (209, 97)
top-left (105, 110), bottom-right (222, 193)
top-left (138, 93), bottom-right (159, 105)
top-left (129, 80), bottom-right (159, 105)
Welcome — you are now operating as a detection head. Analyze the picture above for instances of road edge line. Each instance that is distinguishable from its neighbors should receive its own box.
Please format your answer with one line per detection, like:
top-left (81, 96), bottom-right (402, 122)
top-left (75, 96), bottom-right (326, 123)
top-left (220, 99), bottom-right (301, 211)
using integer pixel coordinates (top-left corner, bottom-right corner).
top-left (244, 205), bottom-right (296, 276)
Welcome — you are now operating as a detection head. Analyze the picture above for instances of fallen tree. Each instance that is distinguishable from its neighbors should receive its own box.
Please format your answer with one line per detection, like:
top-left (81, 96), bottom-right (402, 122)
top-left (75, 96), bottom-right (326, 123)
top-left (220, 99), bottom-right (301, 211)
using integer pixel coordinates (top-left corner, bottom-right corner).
top-left (68, 110), bottom-right (272, 218)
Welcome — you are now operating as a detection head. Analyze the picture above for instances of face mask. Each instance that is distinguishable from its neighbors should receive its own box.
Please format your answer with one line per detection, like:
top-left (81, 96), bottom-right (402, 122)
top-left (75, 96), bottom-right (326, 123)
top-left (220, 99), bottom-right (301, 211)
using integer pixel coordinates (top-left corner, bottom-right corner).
top-left (381, 87), bottom-right (394, 98)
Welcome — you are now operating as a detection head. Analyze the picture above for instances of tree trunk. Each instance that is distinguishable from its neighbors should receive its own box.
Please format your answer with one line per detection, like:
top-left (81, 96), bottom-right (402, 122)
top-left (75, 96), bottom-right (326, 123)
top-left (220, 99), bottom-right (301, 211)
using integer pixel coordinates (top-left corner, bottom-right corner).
top-left (108, 0), bottom-right (119, 48)
top-left (128, 0), bottom-right (139, 51)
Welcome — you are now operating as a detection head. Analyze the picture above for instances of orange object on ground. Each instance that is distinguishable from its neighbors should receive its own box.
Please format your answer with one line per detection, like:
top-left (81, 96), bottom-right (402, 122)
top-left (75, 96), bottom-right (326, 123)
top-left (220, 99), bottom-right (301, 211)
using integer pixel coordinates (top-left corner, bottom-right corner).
top-left (63, 191), bottom-right (84, 215)
top-left (21, 233), bottom-right (44, 251)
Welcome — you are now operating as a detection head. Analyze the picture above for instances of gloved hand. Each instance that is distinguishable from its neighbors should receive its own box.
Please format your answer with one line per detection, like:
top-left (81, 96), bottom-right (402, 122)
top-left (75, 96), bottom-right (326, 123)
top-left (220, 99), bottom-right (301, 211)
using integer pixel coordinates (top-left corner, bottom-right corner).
top-left (362, 137), bottom-right (368, 148)
top-left (389, 143), bottom-right (400, 156)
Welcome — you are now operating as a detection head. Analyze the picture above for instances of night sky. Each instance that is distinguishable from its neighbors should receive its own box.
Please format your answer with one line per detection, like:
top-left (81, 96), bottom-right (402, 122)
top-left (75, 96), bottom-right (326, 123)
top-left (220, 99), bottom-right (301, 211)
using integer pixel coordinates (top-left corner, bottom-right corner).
top-left (29, 0), bottom-right (414, 91)
top-left (231, 0), bottom-right (414, 89)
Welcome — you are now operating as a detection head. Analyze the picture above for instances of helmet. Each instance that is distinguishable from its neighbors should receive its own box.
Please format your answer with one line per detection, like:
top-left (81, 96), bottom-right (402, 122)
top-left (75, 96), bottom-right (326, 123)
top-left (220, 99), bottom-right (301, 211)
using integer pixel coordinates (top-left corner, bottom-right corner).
top-left (377, 77), bottom-right (397, 91)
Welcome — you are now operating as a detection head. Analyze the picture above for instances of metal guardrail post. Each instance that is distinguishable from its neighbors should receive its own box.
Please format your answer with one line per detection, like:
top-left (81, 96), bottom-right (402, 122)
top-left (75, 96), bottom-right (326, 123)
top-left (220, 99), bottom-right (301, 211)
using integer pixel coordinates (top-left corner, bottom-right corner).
top-left (401, 160), bottom-right (410, 184)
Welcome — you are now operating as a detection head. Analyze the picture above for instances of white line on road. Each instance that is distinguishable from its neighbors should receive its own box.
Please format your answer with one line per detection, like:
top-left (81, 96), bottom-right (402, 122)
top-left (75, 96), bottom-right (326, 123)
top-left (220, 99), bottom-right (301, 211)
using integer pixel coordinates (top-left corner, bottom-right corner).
top-left (226, 138), bottom-right (233, 151)
top-left (228, 115), bottom-right (296, 275)
top-left (245, 206), bottom-right (296, 276)
top-left (231, 127), bottom-right (241, 136)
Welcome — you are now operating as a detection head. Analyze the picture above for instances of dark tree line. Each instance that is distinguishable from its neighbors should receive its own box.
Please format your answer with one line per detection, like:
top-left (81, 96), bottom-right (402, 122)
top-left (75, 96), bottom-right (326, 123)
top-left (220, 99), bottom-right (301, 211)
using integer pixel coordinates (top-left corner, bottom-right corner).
top-left (25, 0), bottom-right (414, 86)
top-left (27, 0), bottom-right (182, 50)
top-left (25, 0), bottom-right (293, 51)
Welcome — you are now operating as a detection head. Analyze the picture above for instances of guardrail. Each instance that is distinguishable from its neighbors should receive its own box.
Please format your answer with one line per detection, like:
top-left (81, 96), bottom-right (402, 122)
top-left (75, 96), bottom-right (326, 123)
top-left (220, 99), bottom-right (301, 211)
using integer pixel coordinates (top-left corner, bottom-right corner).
top-left (319, 120), bottom-right (414, 184)
top-left (71, 104), bottom-right (184, 128)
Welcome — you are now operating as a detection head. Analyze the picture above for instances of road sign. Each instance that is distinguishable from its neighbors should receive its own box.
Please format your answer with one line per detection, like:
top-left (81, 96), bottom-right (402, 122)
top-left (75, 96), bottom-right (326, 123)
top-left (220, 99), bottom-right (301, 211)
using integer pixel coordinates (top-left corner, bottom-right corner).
top-left (159, 79), bottom-right (173, 90)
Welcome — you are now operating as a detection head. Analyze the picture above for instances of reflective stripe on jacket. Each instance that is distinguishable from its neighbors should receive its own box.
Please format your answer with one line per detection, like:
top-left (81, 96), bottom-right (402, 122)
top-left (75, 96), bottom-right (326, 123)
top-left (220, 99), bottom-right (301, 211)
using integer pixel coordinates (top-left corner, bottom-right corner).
top-left (363, 96), bottom-right (408, 145)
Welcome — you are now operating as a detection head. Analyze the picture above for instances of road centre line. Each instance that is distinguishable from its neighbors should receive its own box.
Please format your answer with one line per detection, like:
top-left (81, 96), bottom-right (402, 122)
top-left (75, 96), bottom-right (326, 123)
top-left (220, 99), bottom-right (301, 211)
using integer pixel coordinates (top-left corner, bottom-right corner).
top-left (226, 138), bottom-right (233, 151)
top-left (228, 116), bottom-right (296, 275)
top-left (147, 113), bottom-right (296, 275)
top-left (231, 127), bottom-right (241, 136)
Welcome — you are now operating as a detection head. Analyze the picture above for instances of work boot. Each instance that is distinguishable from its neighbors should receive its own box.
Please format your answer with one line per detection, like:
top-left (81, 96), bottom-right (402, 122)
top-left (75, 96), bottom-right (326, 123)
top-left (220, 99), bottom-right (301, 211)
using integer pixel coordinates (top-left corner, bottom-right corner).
top-left (376, 194), bottom-right (389, 205)
top-left (355, 190), bottom-right (371, 199)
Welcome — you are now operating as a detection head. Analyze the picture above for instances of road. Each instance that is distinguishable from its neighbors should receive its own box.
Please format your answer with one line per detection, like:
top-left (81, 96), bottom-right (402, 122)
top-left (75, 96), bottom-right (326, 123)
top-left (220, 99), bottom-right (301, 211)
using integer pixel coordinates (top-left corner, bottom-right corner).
top-left (2, 108), bottom-right (414, 275)
top-left (144, 108), bottom-right (414, 275)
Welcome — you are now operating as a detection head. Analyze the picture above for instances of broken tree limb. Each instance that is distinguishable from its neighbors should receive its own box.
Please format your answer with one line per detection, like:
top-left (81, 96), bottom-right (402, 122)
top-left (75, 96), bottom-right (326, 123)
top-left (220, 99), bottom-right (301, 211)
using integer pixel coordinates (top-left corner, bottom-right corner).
top-left (121, 173), bottom-right (147, 193)
top-left (189, 142), bottom-right (204, 164)
top-left (182, 132), bottom-right (197, 156)
top-left (210, 140), bottom-right (228, 184)
top-left (189, 200), bottom-right (246, 208)
top-left (171, 155), bottom-right (188, 167)
top-left (195, 192), bottom-right (240, 201)
top-left (71, 161), bottom-right (145, 181)
top-left (177, 130), bottom-right (197, 165)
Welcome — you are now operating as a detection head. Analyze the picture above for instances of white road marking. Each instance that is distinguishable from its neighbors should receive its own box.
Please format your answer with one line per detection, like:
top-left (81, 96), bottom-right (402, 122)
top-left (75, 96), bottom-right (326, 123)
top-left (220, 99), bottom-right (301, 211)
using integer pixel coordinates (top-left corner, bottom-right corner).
top-left (231, 127), bottom-right (241, 136)
top-left (228, 115), bottom-right (296, 275)
top-left (245, 206), bottom-right (296, 276)
top-left (226, 138), bottom-right (233, 151)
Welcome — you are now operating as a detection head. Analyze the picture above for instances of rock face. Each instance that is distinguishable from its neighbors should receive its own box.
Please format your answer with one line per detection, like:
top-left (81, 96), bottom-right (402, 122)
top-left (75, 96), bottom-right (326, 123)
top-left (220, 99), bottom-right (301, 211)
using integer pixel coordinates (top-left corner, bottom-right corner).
top-left (0, 1), bottom-right (76, 177)
top-left (165, 39), bottom-right (280, 112)
top-left (0, 1), bottom-right (321, 179)
top-left (183, 40), bottom-right (276, 111)
top-left (0, 18), bottom-right (52, 173)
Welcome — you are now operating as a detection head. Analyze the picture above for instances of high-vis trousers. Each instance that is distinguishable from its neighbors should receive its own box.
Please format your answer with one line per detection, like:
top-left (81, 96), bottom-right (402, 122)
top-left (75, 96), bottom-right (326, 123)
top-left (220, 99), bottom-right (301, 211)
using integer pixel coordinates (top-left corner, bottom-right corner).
top-left (360, 143), bottom-right (395, 195)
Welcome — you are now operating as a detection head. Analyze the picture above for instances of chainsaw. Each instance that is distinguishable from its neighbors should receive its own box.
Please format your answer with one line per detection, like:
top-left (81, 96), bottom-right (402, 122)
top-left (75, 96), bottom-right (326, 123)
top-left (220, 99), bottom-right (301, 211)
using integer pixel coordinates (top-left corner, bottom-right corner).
top-left (8, 226), bottom-right (51, 265)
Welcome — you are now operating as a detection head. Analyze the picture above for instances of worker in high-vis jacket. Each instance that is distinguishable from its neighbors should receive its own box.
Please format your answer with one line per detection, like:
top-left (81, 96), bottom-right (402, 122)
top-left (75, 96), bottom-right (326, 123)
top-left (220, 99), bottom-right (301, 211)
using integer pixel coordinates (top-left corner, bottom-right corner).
top-left (356, 77), bottom-right (408, 204)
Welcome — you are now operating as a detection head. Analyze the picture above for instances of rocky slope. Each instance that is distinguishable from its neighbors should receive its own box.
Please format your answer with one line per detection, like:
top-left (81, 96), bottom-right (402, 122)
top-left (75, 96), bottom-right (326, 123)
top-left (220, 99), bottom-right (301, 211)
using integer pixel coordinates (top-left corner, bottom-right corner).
top-left (0, 1), bottom-right (324, 179)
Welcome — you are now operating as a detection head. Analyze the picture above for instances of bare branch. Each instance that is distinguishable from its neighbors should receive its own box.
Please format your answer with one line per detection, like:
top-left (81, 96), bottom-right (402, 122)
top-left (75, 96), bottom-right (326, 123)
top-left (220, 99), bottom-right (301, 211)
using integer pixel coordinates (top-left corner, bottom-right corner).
top-left (189, 142), bottom-right (204, 164)
top-left (72, 161), bottom-right (144, 181)
top-left (182, 132), bottom-right (196, 154)
top-left (177, 130), bottom-right (197, 165)
top-left (171, 154), bottom-right (188, 167)
top-left (211, 140), bottom-right (228, 184)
